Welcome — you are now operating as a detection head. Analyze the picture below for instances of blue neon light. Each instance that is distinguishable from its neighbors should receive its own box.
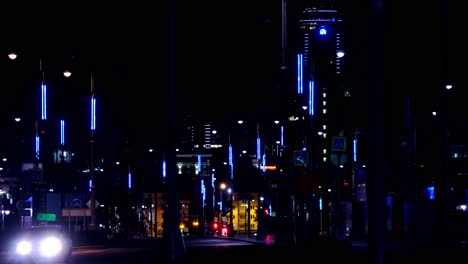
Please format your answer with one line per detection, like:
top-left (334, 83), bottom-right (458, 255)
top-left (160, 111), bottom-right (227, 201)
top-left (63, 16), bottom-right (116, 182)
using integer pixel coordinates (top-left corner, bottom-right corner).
top-left (297, 54), bottom-right (303, 94)
top-left (353, 139), bottom-right (357, 162)
top-left (162, 159), bottom-right (166, 178)
top-left (35, 135), bottom-right (40, 160)
top-left (201, 179), bottom-right (206, 208)
top-left (262, 154), bottom-right (266, 172)
top-left (128, 170), bottom-right (132, 189)
top-left (319, 27), bottom-right (327, 35)
top-left (257, 136), bottom-right (261, 161)
top-left (229, 144), bottom-right (233, 180)
top-left (309, 81), bottom-right (315, 116)
top-left (90, 98), bottom-right (96, 131)
top-left (426, 186), bottom-right (435, 200)
top-left (41, 84), bottom-right (47, 120)
top-left (280, 126), bottom-right (284, 146)
top-left (60, 120), bottom-right (65, 146)
top-left (197, 155), bottom-right (201, 175)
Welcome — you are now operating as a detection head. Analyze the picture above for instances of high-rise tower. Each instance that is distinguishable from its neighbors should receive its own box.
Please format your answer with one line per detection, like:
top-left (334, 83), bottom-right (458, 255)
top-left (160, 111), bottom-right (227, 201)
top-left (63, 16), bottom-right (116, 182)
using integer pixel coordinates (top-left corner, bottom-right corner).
top-left (287, 1), bottom-right (350, 241)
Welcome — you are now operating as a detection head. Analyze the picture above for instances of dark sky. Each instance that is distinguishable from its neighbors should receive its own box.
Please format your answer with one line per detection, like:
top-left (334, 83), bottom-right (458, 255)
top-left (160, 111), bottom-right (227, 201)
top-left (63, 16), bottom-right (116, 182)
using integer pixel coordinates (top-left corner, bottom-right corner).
top-left (1, 1), bottom-right (463, 149)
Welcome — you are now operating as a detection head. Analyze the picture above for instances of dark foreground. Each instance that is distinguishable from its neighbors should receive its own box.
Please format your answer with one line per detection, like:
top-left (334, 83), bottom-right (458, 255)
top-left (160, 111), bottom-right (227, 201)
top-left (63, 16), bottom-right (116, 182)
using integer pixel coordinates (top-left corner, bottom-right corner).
top-left (147, 238), bottom-right (468, 264)
top-left (3, 235), bottom-right (468, 264)
top-left (75, 237), bottom-right (468, 264)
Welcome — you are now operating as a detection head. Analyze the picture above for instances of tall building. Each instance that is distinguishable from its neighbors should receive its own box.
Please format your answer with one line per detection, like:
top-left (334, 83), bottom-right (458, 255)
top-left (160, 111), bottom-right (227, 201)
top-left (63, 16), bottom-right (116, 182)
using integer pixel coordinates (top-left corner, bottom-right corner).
top-left (277, 1), bottom-right (354, 242)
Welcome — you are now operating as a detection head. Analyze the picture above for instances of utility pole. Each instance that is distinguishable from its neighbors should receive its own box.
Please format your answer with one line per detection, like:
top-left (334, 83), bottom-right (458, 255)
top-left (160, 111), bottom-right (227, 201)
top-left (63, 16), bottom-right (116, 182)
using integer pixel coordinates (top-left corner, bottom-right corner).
top-left (162, 0), bottom-right (186, 262)
top-left (89, 75), bottom-right (97, 233)
top-left (367, 0), bottom-right (386, 263)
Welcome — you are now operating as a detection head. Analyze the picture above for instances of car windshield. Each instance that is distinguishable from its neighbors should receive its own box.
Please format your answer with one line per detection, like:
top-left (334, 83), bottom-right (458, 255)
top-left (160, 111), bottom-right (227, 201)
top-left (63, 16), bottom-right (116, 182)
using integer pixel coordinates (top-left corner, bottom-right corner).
top-left (22, 225), bottom-right (66, 236)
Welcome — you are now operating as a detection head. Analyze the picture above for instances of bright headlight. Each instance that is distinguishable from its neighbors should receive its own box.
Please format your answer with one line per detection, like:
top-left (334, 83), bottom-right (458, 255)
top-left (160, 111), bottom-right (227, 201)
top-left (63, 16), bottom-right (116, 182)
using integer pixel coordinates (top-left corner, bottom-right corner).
top-left (39, 236), bottom-right (63, 257)
top-left (16, 240), bottom-right (33, 255)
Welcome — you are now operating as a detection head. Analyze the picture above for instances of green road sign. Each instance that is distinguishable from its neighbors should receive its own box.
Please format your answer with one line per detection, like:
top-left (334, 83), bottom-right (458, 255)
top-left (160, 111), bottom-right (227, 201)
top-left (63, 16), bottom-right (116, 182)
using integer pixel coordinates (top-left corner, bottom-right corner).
top-left (37, 213), bottom-right (56, 221)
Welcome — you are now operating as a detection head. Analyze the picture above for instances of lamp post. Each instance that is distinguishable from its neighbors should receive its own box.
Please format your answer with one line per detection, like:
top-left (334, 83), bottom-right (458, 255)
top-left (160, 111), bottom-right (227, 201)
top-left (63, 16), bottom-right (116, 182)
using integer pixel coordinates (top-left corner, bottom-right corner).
top-left (219, 183), bottom-right (226, 222)
top-left (88, 75), bottom-right (97, 232)
top-left (228, 187), bottom-right (234, 237)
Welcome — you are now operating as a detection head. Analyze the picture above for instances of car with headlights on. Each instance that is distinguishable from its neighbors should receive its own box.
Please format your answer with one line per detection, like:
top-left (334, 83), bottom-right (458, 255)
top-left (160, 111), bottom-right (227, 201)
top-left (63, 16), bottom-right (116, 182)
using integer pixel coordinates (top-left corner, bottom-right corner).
top-left (6, 224), bottom-right (73, 264)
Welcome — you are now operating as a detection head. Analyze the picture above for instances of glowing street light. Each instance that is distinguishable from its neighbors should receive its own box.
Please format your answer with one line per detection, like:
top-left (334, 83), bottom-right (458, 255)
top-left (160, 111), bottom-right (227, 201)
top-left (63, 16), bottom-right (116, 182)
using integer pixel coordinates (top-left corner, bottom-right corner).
top-left (8, 52), bottom-right (17, 60)
top-left (63, 70), bottom-right (72, 78)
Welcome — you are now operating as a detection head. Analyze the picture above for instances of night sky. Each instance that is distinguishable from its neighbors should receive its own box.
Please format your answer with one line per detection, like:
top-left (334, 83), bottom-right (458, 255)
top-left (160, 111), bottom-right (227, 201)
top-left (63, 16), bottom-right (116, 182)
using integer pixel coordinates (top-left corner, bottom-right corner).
top-left (0, 1), bottom-right (464, 149)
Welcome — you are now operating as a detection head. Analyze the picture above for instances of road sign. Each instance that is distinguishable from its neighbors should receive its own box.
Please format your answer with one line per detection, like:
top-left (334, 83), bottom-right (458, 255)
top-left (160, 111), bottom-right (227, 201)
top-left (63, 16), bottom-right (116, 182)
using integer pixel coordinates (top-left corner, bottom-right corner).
top-left (62, 208), bottom-right (91, 217)
top-left (71, 199), bottom-right (82, 208)
top-left (86, 199), bottom-right (100, 208)
top-left (37, 213), bottom-right (56, 221)
top-left (29, 168), bottom-right (43, 184)
top-left (332, 136), bottom-right (346, 152)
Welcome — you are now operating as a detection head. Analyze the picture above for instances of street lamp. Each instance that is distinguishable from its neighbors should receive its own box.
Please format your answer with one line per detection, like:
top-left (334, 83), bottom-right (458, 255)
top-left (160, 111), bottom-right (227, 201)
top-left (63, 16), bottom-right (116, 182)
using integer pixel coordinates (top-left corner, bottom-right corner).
top-left (227, 187), bottom-right (234, 237)
top-left (219, 183), bottom-right (226, 221)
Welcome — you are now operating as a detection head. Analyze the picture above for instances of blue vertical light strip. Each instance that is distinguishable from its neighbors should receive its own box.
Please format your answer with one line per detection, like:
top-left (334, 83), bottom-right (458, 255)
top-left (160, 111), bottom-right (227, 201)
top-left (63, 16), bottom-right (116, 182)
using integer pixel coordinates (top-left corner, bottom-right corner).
top-left (297, 54), bottom-right (303, 94)
top-left (229, 144), bottom-right (234, 181)
top-left (41, 84), bottom-right (47, 120)
top-left (309, 80), bottom-right (315, 116)
top-left (162, 159), bottom-right (166, 178)
top-left (89, 179), bottom-right (92, 192)
top-left (211, 172), bottom-right (215, 209)
top-left (197, 155), bottom-right (201, 175)
top-left (201, 179), bottom-right (206, 208)
top-left (35, 135), bottom-right (40, 160)
top-left (60, 120), bottom-right (65, 146)
top-left (353, 139), bottom-right (357, 162)
top-left (128, 170), bottom-right (132, 189)
top-left (90, 98), bottom-right (96, 131)
top-left (280, 126), bottom-right (284, 146)
top-left (262, 154), bottom-right (266, 173)
top-left (256, 136), bottom-right (261, 161)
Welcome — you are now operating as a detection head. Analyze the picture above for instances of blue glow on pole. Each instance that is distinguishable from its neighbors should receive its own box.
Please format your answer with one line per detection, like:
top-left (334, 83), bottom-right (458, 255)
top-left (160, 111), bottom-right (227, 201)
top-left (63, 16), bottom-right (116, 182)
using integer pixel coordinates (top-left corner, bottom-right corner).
top-left (35, 135), bottom-right (40, 160)
top-left (309, 81), bottom-right (315, 116)
top-left (197, 155), bottom-right (201, 175)
top-left (262, 154), bottom-right (266, 172)
top-left (128, 170), bottom-right (132, 189)
top-left (162, 159), bottom-right (166, 178)
top-left (229, 144), bottom-right (233, 180)
top-left (353, 139), bottom-right (357, 162)
top-left (297, 54), bottom-right (303, 94)
top-left (280, 126), bottom-right (284, 146)
top-left (211, 173), bottom-right (216, 211)
top-left (60, 120), bottom-right (65, 146)
top-left (90, 98), bottom-right (96, 131)
top-left (89, 179), bottom-right (92, 192)
top-left (319, 198), bottom-right (322, 210)
top-left (201, 179), bottom-right (206, 208)
top-left (256, 136), bottom-right (261, 161)
top-left (41, 84), bottom-right (47, 120)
